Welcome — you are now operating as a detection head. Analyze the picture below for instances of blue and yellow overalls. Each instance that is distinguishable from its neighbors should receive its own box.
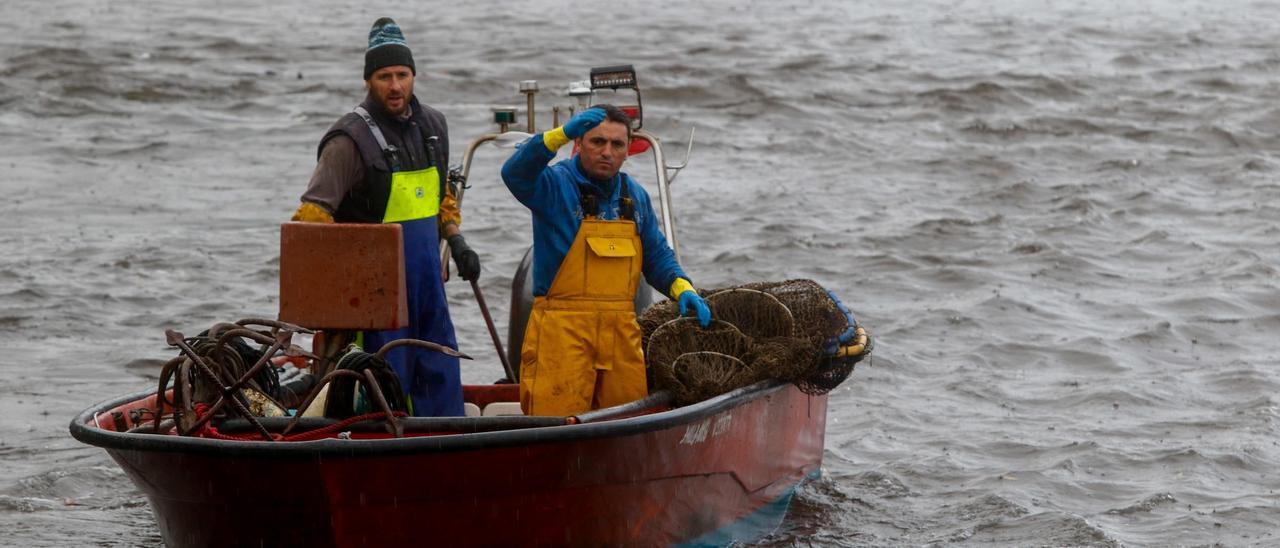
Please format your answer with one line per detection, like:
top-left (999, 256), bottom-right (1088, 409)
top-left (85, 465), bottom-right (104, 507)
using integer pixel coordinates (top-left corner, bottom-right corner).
top-left (323, 102), bottom-right (463, 417)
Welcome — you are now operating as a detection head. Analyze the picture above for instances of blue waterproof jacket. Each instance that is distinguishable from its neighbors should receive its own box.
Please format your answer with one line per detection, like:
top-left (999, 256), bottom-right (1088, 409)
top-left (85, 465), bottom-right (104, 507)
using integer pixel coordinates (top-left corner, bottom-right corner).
top-left (501, 133), bottom-right (688, 297)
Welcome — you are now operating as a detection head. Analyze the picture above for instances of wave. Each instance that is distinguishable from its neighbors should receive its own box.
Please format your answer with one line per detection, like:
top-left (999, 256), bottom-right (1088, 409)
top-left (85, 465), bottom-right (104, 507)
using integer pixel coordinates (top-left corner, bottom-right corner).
top-left (917, 81), bottom-right (1029, 112)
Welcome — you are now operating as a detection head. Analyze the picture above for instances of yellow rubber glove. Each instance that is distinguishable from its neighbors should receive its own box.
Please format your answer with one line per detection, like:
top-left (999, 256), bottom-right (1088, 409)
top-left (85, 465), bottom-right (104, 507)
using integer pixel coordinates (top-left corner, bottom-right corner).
top-left (291, 202), bottom-right (334, 223)
top-left (543, 127), bottom-right (570, 152)
top-left (669, 278), bottom-right (695, 300)
top-left (544, 107), bottom-right (607, 152)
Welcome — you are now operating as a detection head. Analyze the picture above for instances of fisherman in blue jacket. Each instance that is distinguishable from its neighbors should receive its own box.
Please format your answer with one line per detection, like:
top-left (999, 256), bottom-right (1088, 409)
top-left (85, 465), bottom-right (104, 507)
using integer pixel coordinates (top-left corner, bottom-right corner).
top-left (502, 105), bottom-right (711, 416)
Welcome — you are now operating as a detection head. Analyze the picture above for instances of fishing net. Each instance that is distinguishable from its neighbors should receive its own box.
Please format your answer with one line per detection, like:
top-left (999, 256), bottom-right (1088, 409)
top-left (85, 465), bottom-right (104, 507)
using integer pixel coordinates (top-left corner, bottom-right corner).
top-left (646, 319), bottom-right (752, 404)
top-left (641, 279), bottom-right (872, 405)
top-left (637, 299), bottom-right (679, 351)
top-left (704, 289), bottom-right (795, 339)
top-left (669, 352), bottom-right (753, 405)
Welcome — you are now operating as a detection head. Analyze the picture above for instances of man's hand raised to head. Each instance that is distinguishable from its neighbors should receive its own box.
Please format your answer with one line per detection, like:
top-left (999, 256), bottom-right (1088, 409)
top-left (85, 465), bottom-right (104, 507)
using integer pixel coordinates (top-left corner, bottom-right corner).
top-left (563, 108), bottom-right (607, 139)
top-left (544, 108), bottom-right (607, 152)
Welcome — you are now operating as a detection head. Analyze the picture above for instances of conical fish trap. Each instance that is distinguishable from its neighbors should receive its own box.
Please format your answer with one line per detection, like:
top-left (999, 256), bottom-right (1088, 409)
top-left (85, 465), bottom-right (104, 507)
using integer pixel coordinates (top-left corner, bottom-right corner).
top-left (646, 318), bottom-right (749, 394)
top-left (639, 279), bottom-right (872, 404)
top-left (670, 352), bottom-right (753, 406)
top-left (704, 288), bottom-right (794, 339)
top-left (737, 279), bottom-right (848, 347)
top-left (637, 298), bottom-right (680, 351)
top-left (742, 336), bottom-right (821, 386)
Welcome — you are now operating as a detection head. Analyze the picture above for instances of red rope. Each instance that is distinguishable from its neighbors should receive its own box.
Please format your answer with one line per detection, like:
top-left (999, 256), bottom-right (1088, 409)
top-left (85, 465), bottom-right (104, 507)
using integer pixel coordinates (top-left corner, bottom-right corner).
top-left (190, 404), bottom-right (407, 442)
top-left (283, 411), bottom-right (408, 441)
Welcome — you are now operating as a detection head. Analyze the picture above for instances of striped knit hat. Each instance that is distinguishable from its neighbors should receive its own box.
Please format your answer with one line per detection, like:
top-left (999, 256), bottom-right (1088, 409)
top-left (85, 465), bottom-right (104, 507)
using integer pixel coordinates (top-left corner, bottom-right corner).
top-left (364, 18), bottom-right (415, 80)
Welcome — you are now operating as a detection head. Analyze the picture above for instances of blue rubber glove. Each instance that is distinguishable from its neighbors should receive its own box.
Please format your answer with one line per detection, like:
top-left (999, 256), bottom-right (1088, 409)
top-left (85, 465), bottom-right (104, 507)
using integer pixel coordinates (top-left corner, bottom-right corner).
top-left (563, 107), bottom-right (607, 139)
top-left (678, 290), bottom-right (712, 328)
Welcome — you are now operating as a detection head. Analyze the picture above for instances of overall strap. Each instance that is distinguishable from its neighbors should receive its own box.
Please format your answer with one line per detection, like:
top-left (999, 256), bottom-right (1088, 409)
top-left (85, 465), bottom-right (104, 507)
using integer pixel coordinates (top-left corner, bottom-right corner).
top-left (353, 106), bottom-right (402, 172)
top-left (579, 178), bottom-right (635, 221)
top-left (416, 125), bottom-right (439, 168)
top-left (619, 178), bottom-right (635, 221)
top-left (580, 189), bottom-right (599, 220)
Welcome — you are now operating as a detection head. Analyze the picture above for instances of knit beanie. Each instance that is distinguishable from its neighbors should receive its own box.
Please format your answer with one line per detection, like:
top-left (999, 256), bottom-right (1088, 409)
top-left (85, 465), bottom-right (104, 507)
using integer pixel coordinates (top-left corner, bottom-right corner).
top-left (364, 17), bottom-right (415, 80)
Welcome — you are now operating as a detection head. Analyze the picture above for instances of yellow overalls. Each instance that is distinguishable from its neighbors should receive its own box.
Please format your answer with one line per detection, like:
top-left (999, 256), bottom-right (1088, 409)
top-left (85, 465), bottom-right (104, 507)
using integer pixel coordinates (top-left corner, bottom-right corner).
top-left (519, 217), bottom-right (648, 416)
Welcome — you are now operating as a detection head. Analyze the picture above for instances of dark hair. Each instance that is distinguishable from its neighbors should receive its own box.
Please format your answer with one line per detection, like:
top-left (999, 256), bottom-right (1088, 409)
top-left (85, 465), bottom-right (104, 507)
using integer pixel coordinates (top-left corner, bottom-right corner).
top-left (592, 104), bottom-right (632, 137)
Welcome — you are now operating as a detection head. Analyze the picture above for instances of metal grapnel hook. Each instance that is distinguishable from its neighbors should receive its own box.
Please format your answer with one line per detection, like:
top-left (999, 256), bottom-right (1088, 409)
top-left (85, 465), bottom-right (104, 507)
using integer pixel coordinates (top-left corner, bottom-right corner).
top-left (280, 368), bottom-right (404, 438)
top-left (165, 329), bottom-right (275, 441)
top-left (375, 338), bottom-right (472, 360)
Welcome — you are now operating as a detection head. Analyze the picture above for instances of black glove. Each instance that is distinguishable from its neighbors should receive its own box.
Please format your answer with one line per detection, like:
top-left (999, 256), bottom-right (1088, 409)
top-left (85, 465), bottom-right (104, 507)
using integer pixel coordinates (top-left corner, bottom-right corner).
top-left (447, 233), bottom-right (481, 281)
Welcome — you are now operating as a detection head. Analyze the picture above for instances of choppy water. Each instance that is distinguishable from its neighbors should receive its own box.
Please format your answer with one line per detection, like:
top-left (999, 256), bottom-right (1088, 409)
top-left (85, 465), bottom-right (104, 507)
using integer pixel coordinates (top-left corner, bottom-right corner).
top-left (3, 0), bottom-right (1279, 546)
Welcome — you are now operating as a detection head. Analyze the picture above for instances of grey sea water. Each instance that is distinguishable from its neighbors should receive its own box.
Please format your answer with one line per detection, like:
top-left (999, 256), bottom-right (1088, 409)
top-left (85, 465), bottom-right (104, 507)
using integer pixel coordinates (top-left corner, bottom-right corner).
top-left (2, 0), bottom-right (1279, 545)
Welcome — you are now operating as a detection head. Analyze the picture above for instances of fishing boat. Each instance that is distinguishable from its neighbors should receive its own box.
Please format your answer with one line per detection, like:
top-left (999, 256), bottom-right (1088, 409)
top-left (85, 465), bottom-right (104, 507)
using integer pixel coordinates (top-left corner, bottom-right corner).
top-left (70, 66), bottom-right (870, 547)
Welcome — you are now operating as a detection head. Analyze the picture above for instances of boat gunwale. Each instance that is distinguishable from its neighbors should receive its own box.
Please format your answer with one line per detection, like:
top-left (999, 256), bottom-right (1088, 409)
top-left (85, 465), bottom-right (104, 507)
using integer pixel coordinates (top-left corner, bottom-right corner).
top-left (68, 380), bottom-right (795, 458)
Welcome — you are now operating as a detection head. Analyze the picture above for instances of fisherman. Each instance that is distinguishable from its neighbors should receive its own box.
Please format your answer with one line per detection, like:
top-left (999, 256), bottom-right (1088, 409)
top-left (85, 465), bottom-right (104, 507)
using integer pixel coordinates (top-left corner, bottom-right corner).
top-left (501, 105), bottom-right (712, 416)
top-left (291, 17), bottom-right (477, 417)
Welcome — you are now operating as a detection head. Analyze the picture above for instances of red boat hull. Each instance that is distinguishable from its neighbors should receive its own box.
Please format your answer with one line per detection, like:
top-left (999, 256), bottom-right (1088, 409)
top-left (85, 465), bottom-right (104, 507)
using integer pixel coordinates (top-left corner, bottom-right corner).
top-left (73, 382), bottom-right (826, 547)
